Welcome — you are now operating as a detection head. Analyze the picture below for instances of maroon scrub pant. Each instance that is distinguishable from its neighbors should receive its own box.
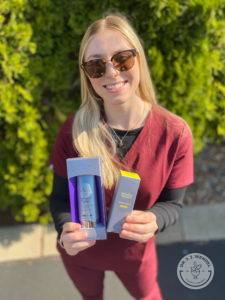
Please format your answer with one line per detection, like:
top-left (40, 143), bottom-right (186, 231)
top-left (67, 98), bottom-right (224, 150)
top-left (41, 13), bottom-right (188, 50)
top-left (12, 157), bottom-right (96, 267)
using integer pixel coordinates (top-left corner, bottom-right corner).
top-left (57, 243), bottom-right (163, 300)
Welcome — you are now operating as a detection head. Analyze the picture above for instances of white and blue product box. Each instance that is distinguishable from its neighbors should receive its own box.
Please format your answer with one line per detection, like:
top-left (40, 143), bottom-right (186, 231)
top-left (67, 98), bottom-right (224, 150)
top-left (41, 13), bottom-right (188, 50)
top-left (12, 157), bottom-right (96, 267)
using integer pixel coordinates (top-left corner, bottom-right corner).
top-left (107, 170), bottom-right (141, 233)
top-left (66, 157), bottom-right (107, 240)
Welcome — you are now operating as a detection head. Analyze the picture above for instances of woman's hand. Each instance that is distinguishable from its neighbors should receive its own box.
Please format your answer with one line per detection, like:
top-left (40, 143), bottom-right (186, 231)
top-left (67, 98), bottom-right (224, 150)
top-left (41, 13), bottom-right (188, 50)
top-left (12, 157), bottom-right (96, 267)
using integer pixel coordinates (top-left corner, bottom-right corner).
top-left (60, 222), bottom-right (96, 256)
top-left (119, 210), bottom-right (158, 243)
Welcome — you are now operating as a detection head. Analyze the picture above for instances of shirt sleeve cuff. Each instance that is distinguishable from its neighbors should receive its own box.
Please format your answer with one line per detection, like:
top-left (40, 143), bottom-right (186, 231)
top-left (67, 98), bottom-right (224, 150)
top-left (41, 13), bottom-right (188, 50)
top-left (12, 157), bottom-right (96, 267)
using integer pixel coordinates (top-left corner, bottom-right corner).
top-left (146, 207), bottom-right (165, 234)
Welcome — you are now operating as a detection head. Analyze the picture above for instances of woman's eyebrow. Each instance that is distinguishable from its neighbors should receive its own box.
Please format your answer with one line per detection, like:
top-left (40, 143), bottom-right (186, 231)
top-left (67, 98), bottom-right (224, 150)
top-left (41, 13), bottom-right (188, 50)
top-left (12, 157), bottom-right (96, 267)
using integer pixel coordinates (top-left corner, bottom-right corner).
top-left (86, 49), bottom-right (128, 60)
top-left (87, 53), bottom-right (104, 60)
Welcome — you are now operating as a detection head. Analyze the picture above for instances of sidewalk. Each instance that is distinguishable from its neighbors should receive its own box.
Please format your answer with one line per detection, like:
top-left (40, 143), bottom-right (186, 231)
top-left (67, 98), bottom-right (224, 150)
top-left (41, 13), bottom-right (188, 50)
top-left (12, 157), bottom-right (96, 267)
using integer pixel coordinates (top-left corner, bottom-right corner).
top-left (0, 203), bottom-right (225, 262)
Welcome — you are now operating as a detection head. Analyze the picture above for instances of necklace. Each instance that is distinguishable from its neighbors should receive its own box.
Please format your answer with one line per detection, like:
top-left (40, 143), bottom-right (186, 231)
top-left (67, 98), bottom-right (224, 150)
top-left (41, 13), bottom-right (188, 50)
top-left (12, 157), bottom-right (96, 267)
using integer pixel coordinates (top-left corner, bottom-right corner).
top-left (107, 103), bottom-right (147, 147)
top-left (109, 126), bottom-right (135, 147)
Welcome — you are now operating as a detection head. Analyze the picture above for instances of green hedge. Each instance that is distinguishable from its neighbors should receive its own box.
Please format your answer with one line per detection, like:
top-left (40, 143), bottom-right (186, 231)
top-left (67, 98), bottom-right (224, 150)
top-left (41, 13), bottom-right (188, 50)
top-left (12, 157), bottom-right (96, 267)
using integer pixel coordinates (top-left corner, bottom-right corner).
top-left (0, 0), bottom-right (224, 223)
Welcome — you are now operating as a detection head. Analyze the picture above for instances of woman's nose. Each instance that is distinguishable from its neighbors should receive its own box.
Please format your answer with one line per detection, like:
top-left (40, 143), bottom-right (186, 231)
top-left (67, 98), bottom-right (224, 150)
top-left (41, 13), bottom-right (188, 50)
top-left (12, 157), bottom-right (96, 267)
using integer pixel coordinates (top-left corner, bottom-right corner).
top-left (104, 62), bottom-right (119, 78)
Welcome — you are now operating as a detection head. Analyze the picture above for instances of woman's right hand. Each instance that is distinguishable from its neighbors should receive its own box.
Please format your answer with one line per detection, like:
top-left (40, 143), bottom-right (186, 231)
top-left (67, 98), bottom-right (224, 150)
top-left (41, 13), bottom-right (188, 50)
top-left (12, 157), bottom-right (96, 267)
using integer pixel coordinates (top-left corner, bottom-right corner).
top-left (60, 222), bottom-right (96, 256)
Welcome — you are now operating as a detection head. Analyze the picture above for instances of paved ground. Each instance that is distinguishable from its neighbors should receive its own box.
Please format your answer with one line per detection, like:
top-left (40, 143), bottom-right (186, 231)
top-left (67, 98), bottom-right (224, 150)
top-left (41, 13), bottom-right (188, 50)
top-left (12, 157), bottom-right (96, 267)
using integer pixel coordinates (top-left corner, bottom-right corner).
top-left (0, 239), bottom-right (224, 300)
top-left (158, 240), bottom-right (225, 300)
top-left (0, 203), bottom-right (225, 299)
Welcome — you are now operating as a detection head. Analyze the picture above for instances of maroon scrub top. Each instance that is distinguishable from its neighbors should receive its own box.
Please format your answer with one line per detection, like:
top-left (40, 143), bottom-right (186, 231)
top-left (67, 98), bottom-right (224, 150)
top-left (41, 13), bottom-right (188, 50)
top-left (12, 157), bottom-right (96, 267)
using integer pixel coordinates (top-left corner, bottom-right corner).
top-left (51, 104), bottom-right (194, 273)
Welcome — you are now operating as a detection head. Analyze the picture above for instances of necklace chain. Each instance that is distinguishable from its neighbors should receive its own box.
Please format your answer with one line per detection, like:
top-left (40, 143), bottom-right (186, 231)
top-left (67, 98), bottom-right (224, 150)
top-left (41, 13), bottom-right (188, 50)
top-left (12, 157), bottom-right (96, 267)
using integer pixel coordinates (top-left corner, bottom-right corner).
top-left (106, 103), bottom-right (147, 147)
top-left (109, 124), bottom-right (136, 147)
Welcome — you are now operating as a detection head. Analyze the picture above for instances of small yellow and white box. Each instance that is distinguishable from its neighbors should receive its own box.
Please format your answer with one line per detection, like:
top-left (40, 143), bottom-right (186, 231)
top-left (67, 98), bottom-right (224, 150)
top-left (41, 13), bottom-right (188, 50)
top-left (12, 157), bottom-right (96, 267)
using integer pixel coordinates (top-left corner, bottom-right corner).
top-left (107, 170), bottom-right (140, 233)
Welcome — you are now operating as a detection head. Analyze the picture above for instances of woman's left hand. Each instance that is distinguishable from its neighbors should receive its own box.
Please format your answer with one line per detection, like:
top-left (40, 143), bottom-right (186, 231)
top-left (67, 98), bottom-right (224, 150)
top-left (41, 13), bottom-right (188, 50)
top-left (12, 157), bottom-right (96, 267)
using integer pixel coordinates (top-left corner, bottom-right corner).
top-left (119, 210), bottom-right (158, 243)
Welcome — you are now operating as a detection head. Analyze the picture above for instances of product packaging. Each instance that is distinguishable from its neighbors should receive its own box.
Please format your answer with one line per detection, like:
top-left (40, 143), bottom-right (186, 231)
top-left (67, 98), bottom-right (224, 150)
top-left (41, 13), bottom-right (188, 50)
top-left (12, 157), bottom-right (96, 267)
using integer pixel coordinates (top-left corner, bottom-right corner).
top-left (66, 157), bottom-right (107, 240)
top-left (107, 170), bottom-right (140, 233)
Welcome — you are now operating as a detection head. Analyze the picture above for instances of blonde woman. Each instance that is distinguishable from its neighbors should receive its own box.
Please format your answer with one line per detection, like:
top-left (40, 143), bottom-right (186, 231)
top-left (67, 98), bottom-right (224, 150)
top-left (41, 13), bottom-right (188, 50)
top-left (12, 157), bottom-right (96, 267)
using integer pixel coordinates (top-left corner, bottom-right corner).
top-left (50, 12), bottom-right (194, 300)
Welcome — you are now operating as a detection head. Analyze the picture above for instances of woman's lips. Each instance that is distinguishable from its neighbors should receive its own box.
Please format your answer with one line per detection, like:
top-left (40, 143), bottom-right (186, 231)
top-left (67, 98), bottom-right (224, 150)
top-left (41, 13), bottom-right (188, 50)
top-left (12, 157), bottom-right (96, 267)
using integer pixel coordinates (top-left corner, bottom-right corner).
top-left (103, 80), bottom-right (128, 93)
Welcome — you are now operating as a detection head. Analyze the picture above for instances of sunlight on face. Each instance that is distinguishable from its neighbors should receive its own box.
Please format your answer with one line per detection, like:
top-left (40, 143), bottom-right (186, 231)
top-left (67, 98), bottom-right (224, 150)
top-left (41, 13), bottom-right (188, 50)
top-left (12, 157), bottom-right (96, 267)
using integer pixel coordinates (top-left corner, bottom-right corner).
top-left (84, 29), bottom-right (140, 107)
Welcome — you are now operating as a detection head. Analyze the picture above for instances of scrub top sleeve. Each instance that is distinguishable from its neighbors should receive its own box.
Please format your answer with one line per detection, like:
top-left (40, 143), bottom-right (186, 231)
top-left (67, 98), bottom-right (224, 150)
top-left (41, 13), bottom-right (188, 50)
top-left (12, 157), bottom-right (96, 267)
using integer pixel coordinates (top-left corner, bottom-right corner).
top-left (50, 119), bottom-right (73, 178)
top-left (165, 122), bottom-right (194, 189)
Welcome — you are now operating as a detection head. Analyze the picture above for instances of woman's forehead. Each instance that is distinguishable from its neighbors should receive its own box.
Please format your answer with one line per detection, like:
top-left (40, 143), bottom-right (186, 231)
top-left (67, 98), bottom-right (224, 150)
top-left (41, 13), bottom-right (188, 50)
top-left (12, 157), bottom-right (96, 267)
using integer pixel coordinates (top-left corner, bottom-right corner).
top-left (84, 29), bottom-right (132, 60)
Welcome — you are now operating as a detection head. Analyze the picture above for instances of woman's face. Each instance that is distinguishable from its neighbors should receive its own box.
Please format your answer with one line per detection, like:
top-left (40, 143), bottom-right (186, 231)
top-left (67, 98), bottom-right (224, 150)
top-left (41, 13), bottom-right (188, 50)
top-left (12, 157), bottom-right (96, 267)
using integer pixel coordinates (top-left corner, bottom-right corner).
top-left (83, 29), bottom-right (140, 107)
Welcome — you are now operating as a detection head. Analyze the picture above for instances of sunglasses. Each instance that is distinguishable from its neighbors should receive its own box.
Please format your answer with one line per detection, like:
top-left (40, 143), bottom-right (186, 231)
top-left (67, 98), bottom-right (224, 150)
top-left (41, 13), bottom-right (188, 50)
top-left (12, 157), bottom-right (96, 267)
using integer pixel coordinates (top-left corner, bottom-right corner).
top-left (81, 49), bottom-right (137, 78)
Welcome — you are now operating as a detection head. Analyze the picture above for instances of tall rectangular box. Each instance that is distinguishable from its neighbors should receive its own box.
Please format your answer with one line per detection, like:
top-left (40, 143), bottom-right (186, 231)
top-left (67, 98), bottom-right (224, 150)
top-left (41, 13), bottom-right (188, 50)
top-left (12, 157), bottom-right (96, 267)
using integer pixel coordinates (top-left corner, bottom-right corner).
top-left (107, 170), bottom-right (140, 233)
top-left (66, 157), bottom-right (107, 240)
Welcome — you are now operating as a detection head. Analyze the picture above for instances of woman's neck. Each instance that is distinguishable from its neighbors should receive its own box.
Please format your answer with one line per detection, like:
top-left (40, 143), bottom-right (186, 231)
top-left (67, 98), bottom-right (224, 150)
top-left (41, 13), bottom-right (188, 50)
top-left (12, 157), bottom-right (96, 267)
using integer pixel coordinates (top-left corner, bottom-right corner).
top-left (103, 99), bottom-right (151, 130)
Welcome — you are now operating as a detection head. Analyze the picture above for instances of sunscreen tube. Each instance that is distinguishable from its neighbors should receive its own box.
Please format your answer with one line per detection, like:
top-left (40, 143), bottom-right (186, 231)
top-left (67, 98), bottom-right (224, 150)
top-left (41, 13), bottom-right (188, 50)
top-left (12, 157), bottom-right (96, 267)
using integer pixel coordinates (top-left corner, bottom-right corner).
top-left (77, 175), bottom-right (99, 228)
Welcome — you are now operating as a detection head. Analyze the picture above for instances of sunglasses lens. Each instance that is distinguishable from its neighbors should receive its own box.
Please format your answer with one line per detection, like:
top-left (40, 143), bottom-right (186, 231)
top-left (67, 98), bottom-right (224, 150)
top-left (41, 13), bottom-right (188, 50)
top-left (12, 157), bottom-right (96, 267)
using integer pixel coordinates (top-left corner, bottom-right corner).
top-left (83, 60), bottom-right (105, 78)
top-left (113, 50), bottom-right (135, 71)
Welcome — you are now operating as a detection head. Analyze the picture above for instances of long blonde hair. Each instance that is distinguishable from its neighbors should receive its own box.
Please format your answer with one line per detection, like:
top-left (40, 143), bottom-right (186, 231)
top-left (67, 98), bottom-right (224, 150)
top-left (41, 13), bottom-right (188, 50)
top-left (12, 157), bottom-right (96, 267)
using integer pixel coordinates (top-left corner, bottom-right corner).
top-left (73, 12), bottom-right (157, 189)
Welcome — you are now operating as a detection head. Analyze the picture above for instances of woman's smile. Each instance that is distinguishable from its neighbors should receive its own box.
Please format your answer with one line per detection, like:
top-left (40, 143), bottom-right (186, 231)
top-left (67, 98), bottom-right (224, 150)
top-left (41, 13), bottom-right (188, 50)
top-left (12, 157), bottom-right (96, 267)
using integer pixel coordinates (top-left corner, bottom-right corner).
top-left (103, 80), bottom-right (128, 93)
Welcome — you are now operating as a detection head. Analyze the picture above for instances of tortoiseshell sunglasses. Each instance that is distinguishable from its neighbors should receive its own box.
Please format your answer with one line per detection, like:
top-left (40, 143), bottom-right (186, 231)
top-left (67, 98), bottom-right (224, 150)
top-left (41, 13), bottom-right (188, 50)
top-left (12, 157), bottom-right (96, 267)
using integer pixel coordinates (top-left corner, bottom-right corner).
top-left (81, 49), bottom-right (137, 78)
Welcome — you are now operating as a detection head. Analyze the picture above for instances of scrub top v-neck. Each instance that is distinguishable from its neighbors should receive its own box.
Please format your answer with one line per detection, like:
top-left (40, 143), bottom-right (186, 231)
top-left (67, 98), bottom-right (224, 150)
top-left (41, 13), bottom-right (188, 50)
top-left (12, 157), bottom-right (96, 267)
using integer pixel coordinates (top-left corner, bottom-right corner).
top-left (109, 109), bottom-right (152, 165)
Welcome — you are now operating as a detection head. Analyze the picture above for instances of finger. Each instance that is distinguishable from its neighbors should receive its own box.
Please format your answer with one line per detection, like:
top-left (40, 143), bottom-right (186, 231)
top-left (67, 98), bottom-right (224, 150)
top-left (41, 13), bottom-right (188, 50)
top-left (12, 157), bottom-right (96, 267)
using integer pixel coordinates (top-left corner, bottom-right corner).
top-left (126, 211), bottom-right (156, 224)
top-left (122, 222), bottom-right (152, 234)
top-left (129, 210), bottom-right (143, 215)
top-left (65, 240), bottom-right (95, 256)
top-left (119, 229), bottom-right (152, 243)
top-left (125, 210), bottom-right (143, 220)
top-left (125, 213), bottom-right (150, 224)
top-left (63, 230), bottom-right (87, 242)
top-left (65, 248), bottom-right (79, 256)
top-left (63, 222), bottom-right (81, 233)
top-left (71, 240), bottom-right (96, 251)
top-left (120, 229), bottom-right (154, 242)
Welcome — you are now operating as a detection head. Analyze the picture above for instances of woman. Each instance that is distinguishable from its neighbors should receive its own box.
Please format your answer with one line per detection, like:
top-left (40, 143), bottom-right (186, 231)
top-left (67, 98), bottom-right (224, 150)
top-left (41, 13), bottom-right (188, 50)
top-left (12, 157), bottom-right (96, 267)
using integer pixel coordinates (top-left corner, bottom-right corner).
top-left (50, 12), bottom-right (194, 300)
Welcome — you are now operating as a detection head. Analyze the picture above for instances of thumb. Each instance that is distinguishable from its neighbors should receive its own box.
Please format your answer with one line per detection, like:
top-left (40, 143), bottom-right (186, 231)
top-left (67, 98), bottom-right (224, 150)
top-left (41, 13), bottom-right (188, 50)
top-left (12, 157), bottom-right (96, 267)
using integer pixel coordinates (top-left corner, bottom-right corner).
top-left (63, 222), bottom-right (81, 233)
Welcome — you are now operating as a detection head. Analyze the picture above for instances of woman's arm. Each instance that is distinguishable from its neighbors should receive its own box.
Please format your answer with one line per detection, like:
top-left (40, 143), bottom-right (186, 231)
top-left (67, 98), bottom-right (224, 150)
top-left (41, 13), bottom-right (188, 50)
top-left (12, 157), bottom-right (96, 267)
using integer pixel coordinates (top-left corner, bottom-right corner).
top-left (145, 187), bottom-right (187, 233)
top-left (49, 173), bottom-right (71, 240)
top-left (119, 187), bottom-right (187, 242)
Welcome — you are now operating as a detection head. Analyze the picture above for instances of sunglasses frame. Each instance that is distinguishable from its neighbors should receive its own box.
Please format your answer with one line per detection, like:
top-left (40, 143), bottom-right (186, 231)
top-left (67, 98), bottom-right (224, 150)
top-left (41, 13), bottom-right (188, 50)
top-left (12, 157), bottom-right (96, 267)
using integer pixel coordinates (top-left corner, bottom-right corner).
top-left (81, 48), bottom-right (137, 78)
